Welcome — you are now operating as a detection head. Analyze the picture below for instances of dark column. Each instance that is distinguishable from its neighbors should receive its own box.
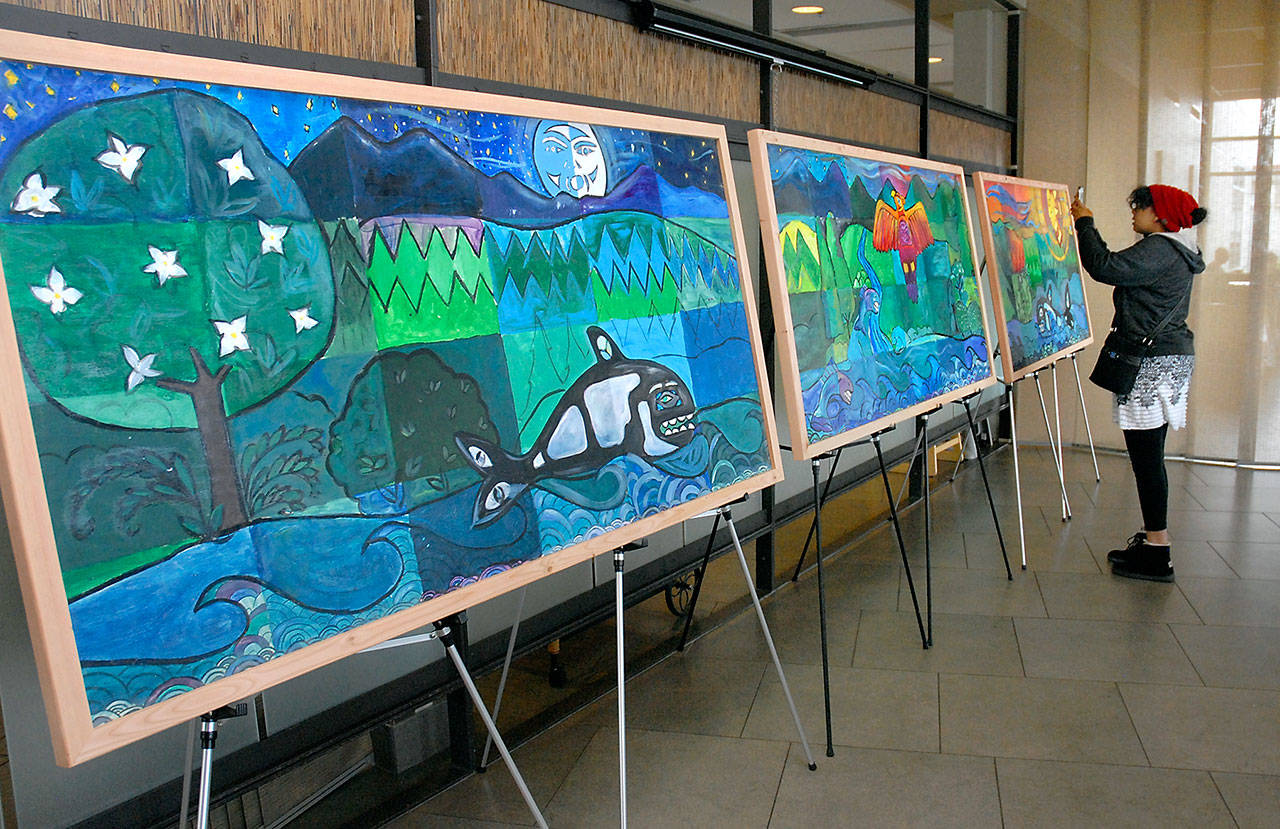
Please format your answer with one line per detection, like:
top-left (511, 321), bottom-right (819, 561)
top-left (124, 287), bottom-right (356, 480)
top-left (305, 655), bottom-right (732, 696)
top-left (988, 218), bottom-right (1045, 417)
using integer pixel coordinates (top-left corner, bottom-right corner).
top-left (414, 0), bottom-right (438, 84)
top-left (916, 0), bottom-right (931, 158)
top-left (753, 0), bottom-right (777, 595)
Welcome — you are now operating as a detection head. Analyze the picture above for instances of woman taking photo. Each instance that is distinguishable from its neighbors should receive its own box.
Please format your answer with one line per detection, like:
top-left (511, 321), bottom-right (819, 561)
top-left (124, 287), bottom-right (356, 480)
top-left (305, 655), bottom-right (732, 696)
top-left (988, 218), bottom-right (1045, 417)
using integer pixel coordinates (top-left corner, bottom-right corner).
top-left (1070, 185), bottom-right (1207, 582)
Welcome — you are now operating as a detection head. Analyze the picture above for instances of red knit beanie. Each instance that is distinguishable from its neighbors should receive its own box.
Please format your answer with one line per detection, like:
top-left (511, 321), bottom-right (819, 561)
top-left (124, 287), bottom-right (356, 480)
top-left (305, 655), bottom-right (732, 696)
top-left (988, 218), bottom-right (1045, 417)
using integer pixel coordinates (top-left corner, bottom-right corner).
top-left (1148, 184), bottom-right (1199, 231)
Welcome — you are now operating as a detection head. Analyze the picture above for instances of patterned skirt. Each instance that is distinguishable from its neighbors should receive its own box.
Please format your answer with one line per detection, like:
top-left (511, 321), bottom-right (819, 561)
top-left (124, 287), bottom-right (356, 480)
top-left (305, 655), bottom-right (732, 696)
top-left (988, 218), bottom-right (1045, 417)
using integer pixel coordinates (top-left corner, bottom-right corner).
top-left (1114, 354), bottom-right (1195, 431)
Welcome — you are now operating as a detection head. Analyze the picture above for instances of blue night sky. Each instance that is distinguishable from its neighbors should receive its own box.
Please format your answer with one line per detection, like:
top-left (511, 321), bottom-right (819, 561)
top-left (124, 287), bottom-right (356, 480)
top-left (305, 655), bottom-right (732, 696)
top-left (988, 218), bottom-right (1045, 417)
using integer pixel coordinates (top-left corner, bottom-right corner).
top-left (1, 61), bottom-right (724, 198)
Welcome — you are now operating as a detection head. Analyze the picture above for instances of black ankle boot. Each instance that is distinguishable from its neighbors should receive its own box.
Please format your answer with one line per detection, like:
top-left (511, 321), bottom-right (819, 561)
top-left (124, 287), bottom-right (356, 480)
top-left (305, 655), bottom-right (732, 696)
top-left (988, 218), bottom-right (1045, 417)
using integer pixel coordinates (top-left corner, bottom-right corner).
top-left (1111, 543), bottom-right (1174, 583)
top-left (1107, 532), bottom-right (1147, 565)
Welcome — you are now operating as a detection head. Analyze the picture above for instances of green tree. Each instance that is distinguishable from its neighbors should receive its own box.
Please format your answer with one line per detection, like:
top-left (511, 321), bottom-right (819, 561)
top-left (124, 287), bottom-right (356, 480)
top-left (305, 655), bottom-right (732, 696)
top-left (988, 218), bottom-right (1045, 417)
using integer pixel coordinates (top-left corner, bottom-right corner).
top-left (1, 90), bottom-right (334, 533)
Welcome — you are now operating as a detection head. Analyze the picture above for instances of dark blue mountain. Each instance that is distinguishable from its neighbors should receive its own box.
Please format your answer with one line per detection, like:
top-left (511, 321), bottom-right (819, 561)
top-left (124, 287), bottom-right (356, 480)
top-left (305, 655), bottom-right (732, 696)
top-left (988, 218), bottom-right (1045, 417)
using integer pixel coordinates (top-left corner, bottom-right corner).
top-left (289, 117), bottom-right (724, 225)
top-left (771, 156), bottom-right (853, 218)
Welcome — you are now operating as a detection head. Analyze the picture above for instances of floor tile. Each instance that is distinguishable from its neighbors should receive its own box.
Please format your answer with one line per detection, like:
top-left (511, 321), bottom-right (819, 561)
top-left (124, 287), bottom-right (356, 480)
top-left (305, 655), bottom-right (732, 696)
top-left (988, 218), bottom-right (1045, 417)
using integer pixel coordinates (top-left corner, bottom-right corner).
top-left (1036, 571), bottom-right (1201, 624)
top-left (1177, 578), bottom-right (1280, 627)
top-left (684, 581), bottom-right (861, 667)
top-left (1185, 483), bottom-right (1280, 513)
top-left (1015, 617), bottom-right (1201, 684)
top-left (577, 656), bottom-right (766, 738)
top-left (854, 610), bottom-right (1023, 676)
top-left (543, 727), bottom-right (788, 828)
top-left (1170, 624), bottom-right (1280, 690)
top-left (940, 674), bottom-right (1148, 765)
top-left (973, 527), bottom-right (1101, 574)
top-left (1188, 465), bottom-right (1280, 488)
top-left (1211, 772), bottom-right (1280, 829)
top-left (770, 747), bottom-right (1000, 829)
top-left (1075, 476), bottom-right (1206, 513)
top-left (1121, 684), bottom-right (1280, 774)
top-left (905, 567), bottom-right (1047, 619)
top-left (996, 757), bottom-right (1233, 828)
top-left (1207, 541), bottom-right (1280, 580)
top-left (743, 664), bottom-right (939, 754)
top-left (388, 815), bottom-right (526, 829)
top-left (1080, 535), bottom-right (1236, 578)
top-left (1036, 506), bottom-right (1146, 539)
top-left (1166, 510), bottom-right (1280, 544)
top-left (406, 719), bottom-right (598, 824)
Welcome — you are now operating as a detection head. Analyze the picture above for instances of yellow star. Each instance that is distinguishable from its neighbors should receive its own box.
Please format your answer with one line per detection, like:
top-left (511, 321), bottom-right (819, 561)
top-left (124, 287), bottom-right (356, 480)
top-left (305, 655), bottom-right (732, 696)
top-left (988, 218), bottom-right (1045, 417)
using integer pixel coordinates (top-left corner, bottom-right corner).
top-left (4, 69), bottom-right (17, 86)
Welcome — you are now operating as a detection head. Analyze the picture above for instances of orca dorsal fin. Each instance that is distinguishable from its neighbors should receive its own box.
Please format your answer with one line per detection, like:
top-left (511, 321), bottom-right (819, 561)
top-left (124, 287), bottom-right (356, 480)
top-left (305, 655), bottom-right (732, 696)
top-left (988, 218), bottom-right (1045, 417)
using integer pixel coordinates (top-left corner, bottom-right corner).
top-left (586, 325), bottom-right (622, 363)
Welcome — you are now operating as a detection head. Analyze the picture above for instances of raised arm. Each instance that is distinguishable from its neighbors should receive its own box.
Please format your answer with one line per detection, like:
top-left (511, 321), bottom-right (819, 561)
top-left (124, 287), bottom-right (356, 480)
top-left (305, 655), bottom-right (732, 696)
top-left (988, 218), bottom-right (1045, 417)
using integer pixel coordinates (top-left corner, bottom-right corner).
top-left (1074, 216), bottom-right (1177, 287)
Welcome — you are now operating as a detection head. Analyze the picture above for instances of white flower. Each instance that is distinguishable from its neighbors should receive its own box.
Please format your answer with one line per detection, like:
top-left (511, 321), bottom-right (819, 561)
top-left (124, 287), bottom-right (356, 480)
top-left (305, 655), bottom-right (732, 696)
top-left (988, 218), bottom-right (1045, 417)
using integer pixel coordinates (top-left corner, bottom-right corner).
top-left (11, 172), bottom-right (61, 217)
top-left (289, 306), bottom-right (318, 333)
top-left (95, 134), bottom-right (147, 183)
top-left (30, 267), bottom-right (83, 314)
top-left (216, 149), bottom-right (255, 186)
top-left (213, 316), bottom-right (250, 357)
top-left (143, 245), bottom-right (188, 285)
top-left (121, 345), bottom-right (161, 391)
top-left (258, 220), bottom-right (289, 255)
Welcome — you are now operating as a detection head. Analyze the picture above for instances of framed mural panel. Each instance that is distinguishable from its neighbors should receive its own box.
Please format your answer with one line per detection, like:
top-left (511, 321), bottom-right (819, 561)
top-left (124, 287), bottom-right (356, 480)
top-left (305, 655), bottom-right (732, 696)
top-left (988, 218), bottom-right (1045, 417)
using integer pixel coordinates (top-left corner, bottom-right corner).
top-left (972, 172), bottom-right (1093, 382)
top-left (748, 130), bottom-right (995, 459)
top-left (0, 30), bottom-right (782, 765)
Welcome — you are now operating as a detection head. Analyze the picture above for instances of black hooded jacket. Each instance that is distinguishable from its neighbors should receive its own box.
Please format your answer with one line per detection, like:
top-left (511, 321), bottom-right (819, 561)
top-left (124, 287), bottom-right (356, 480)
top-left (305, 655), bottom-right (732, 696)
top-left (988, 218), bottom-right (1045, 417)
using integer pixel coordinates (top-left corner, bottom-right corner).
top-left (1074, 216), bottom-right (1205, 355)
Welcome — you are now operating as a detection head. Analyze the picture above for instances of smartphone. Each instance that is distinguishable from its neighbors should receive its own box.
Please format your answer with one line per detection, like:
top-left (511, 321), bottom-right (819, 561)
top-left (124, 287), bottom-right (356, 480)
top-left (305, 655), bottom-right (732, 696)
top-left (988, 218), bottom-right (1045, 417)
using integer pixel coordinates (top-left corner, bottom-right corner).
top-left (1075, 186), bottom-right (1085, 202)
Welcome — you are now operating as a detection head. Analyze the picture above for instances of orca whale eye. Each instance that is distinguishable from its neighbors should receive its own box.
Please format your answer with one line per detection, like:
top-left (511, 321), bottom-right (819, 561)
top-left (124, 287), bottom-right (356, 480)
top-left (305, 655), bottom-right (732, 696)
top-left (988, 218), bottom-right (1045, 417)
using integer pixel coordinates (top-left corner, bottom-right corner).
top-left (484, 481), bottom-right (509, 512)
top-left (596, 334), bottom-right (613, 359)
top-left (469, 446), bottom-right (492, 468)
top-left (654, 388), bottom-right (684, 411)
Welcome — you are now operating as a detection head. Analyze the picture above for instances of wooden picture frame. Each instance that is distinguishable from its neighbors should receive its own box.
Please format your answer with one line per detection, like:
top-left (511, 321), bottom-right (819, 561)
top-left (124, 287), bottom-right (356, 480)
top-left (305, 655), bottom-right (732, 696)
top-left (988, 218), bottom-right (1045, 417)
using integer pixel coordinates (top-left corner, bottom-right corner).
top-left (748, 129), bottom-right (996, 459)
top-left (0, 30), bottom-right (782, 765)
top-left (972, 172), bottom-right (1094, 382)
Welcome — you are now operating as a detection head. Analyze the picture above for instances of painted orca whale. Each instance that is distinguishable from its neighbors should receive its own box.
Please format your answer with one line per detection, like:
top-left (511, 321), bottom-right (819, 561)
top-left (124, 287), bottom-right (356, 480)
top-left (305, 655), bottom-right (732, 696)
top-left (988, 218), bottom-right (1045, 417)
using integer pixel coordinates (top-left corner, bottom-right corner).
top-left (455, 325), bottom-right (697, 527)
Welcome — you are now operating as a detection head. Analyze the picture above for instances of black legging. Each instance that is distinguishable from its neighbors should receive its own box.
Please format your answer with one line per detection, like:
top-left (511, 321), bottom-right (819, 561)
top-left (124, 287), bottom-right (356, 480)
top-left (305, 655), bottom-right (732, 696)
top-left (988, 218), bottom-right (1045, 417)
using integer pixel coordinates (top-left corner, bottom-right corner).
top-left (1123, 424), bottom-right (1169, 533)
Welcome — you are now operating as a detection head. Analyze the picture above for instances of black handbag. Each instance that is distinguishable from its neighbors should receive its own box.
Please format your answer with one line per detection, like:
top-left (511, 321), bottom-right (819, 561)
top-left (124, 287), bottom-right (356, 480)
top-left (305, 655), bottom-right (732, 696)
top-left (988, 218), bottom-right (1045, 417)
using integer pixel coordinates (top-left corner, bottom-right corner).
top-left (1089, 286), bottom-right (1190, 395)
top-left (1089, 330), bottom-right (1146, 394)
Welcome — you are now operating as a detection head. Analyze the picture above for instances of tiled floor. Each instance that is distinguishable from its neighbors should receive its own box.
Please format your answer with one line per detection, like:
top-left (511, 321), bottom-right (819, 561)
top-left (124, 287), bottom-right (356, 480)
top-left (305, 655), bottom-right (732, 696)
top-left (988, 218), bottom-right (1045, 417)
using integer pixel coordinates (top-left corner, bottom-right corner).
top-left (388, 446), bottom-right (1280, 828)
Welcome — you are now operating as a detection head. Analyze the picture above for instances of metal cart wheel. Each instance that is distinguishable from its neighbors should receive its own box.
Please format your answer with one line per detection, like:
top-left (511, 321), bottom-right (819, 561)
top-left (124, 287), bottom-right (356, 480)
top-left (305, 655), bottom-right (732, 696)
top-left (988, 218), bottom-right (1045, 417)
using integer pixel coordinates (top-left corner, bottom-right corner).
top-left (664, 570), bottom-right (698, 617)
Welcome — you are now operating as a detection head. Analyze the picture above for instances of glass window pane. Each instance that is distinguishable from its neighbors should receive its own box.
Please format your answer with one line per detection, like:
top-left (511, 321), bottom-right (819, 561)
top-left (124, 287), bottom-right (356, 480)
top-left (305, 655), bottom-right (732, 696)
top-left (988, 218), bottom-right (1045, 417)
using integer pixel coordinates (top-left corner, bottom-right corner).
top-left (664, 0), bottom-right (755, 29)
top-left (770, 0), bottom-right (919, 82)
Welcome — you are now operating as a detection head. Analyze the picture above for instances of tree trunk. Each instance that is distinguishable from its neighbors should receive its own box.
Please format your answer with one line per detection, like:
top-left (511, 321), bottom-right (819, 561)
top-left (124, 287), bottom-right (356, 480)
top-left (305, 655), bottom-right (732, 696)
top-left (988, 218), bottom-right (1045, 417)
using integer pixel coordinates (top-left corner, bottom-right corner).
top-left (158, 348), bottom-right (248, 533)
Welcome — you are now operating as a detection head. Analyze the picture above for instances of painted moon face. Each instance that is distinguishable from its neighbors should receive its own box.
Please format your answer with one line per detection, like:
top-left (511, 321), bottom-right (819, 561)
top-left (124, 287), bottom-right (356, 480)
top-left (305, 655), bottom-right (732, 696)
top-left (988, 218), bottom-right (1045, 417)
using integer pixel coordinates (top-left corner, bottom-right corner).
top-left (533, 121), bottom-right (607, 197)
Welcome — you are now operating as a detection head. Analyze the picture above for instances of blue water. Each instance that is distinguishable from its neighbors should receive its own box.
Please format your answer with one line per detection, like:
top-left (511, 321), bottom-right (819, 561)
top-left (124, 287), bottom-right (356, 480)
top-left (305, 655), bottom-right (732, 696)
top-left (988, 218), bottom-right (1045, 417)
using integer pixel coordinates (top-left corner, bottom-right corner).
top-left (802, 333), bottom-right (991, 439)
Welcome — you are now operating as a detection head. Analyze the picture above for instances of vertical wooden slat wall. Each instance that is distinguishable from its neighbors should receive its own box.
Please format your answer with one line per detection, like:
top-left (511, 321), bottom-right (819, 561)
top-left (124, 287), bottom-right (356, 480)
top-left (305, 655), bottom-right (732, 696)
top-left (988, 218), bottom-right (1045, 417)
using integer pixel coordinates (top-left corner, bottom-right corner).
top-left (772, 69), bottom-right (920, 153)
top-left (930, 110), bottom-right (1011, 167)
top-left (6, 0), bottom-right (417, 65)
top-left (434, 0), bottom-right (760, 124)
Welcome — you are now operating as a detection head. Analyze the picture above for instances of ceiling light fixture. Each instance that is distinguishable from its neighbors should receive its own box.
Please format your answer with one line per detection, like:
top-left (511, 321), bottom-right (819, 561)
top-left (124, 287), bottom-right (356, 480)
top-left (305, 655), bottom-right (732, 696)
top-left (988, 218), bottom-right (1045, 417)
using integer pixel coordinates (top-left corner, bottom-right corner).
top-left (792, 5), bottom-right (825, 14)
top-left (928, 56), bottom-right (944, 63)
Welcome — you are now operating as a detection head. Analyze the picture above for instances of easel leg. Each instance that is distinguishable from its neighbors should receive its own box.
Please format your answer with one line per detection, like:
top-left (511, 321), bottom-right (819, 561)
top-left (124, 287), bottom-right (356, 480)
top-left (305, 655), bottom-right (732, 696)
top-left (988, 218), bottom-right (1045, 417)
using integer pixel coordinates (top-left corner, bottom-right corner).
top-left (195, 715), bottom-right (217, 829)
top-left (435, 619), bottom-right (548, 829)
top-left (676, 510), bottom-right (723, 652)
top-left (1051, 362), bottom-right (1069, 520)
top-left (1033, 371), bottom-right (1073, 520)
top-left (791, 448), bottom-right (842, 582)
top-left (178, 719), bottom-right (197, 829)
top-left (721, 509), bottom-right (818, 770)
top-left (613, 549), bottom-right (628, 829)
top-left (871, 433), bottom-right (927, 648)
top-left (480, 585), bottom-right (528, 770)
top-left (811, 458), bottom-right (835, 757)
top-left (192, 704), bottom-right (247, 829)
top-left (1071, 353), bottom-right (1102, 482)
top-left (1008, 384), bottom-right (1028, 570)
top-left (920, 413), bottom-right (933, 648)
top-left (963, 398), bottom-right (1013, 580)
